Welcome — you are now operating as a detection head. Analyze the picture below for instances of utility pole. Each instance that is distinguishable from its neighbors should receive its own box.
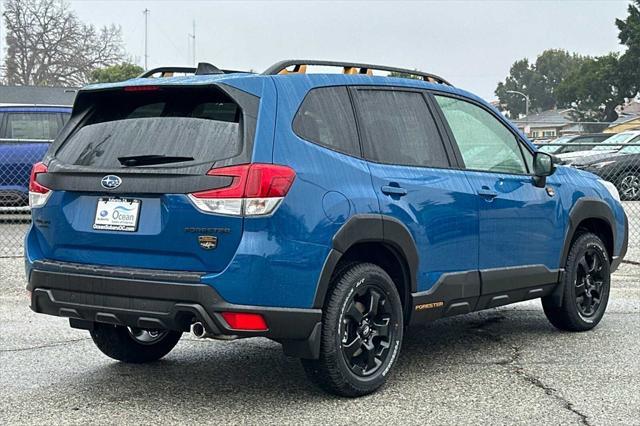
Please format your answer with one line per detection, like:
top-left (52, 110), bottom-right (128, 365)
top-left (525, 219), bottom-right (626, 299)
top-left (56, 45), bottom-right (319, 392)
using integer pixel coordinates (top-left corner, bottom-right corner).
top-left (143, 8), bottom-right (150, 70)
top-left (188, 20), bottom-right (196, 66)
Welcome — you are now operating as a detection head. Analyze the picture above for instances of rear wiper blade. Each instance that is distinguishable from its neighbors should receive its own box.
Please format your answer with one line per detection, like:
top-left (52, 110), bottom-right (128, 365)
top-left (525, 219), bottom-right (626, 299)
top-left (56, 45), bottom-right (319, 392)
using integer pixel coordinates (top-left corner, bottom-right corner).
top-left (118, 154), bottom-right (195, 167)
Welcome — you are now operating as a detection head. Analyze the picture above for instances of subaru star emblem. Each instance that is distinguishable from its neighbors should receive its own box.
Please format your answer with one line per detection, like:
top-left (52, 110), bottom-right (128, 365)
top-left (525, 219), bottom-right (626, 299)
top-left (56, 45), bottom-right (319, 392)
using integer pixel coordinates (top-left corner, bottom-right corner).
top-left (101, 175), bottom-right (122, 190)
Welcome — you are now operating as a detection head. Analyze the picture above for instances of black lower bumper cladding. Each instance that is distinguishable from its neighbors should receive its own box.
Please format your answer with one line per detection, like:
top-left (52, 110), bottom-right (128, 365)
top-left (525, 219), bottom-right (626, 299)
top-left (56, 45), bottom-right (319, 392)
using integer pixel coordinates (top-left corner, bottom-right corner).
top-left (27, 261), bottom-right (322, 359)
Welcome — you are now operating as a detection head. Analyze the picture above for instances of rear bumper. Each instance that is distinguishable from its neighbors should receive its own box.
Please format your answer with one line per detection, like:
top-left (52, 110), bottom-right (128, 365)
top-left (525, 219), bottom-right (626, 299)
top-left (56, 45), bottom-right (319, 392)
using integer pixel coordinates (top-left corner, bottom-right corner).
top-left (27, 260), bottom-right (322, 359)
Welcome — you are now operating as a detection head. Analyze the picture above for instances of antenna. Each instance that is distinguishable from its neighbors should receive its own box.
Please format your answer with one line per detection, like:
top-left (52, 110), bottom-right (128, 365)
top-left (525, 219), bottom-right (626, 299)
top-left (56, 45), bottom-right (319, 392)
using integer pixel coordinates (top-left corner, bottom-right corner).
top-left (143, 8), bottom-right (150, 70)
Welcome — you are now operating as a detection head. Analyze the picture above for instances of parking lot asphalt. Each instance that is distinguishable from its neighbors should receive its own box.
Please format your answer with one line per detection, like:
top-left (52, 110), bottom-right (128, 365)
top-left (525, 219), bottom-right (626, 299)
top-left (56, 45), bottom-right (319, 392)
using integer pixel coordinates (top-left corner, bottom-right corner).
top-left (1, 256), bottom-right (639, 425)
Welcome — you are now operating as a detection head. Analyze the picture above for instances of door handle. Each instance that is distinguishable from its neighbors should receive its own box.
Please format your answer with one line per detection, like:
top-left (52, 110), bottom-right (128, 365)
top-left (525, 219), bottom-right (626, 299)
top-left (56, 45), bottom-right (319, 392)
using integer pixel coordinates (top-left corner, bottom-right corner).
top-left (477, 187), bottom-right (498, 199)
top-left (381, 185), bottom-right (408, 196)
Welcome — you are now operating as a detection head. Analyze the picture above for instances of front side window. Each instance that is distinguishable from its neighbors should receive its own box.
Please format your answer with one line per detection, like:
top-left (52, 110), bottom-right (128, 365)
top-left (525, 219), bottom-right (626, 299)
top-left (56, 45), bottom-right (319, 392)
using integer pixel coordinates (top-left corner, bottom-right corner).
top-left (293, 86), bottom-right (360, 156)
top-left (355, 89), bottom-right (449, 168)
top-left (3, 113), bottom-right (64, 141)
top-left (435, 96), bottom-right (528, 174)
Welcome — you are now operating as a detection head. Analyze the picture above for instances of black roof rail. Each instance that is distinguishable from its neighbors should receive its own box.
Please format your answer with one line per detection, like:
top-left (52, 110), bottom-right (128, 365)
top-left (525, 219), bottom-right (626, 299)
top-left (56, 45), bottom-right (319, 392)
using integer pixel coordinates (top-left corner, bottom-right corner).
top-left (139, 63), bottom-right (249, 78)
top-left (262, 59), bottom-right (453, 86)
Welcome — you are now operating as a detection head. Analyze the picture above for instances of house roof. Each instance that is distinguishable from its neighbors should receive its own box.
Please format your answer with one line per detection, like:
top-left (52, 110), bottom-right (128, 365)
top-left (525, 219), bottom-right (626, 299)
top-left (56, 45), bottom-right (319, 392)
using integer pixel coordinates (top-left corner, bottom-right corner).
top-left (0, 85), bottom-right (78, 106)
top-left (512, 109), bottom-right (573, 128)
top-left (608, 113), bottom-right (640, 127)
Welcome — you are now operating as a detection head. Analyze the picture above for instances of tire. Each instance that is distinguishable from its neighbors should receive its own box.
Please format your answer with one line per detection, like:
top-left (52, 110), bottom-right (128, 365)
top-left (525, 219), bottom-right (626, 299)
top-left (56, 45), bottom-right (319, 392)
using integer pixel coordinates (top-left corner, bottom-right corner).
top-left (542, 232), bottom-right (611, 331)
top-left (618, 171), bottom-right (640, 201)
top-left (301, 263), bottom-right (404, 397)
top-left (90, 324), bottom-right (182, 363)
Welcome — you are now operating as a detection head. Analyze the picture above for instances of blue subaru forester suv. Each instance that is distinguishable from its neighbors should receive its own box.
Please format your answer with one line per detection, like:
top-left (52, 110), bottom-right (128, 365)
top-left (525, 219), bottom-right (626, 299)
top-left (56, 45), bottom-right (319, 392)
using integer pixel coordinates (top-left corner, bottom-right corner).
top-left (25, 60), bottom-right (628, 397)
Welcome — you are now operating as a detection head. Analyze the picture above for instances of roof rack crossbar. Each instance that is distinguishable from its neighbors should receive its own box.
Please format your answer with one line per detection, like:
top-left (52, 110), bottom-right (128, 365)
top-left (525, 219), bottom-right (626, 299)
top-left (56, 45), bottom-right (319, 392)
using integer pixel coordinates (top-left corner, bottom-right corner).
top-left (263, 59), bottom-right (452, 86)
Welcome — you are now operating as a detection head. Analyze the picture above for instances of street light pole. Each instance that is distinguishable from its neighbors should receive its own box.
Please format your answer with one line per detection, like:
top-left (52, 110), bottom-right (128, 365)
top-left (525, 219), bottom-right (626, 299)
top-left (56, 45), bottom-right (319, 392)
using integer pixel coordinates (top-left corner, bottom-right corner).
top-left (143, 9), bottom-right (150, 70)
top-left (506, 90), bottom-right (530, 117)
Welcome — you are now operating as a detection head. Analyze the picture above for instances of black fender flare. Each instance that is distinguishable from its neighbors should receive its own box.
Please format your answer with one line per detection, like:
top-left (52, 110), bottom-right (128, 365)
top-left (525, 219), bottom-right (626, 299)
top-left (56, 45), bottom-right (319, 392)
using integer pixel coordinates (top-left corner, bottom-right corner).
top-left (311, 214), bottom-right (419, 308)
top-left (550, 197), bottom-right (616, 307)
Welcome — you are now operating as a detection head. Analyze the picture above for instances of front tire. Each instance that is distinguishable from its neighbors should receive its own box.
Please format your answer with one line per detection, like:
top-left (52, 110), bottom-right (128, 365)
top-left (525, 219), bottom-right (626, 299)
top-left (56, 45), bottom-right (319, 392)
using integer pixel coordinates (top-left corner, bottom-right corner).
top-left (542, 232), bottom-right (611, 331)
top-left (618, 171), bottom-right (640, 201)
top-left (90, 324), bottom-right (182, 363)
top-left (301, 263), bottom-right (404, 397)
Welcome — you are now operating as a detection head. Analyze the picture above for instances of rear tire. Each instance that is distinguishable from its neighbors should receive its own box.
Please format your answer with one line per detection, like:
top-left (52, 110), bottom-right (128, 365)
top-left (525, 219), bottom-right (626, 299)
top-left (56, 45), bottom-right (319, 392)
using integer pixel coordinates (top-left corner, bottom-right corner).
top-left (301, 263), bottom-right (403, 397)
top-left (542, 233), bottom-right (610, 331)
top-left (90, 324), bottom-right (182, 363)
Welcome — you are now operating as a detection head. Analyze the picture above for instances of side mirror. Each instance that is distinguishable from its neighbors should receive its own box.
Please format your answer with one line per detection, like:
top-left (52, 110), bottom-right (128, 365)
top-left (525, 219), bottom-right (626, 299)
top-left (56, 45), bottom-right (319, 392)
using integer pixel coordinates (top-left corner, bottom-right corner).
top-left (532, 152), bottom-right (555, 188)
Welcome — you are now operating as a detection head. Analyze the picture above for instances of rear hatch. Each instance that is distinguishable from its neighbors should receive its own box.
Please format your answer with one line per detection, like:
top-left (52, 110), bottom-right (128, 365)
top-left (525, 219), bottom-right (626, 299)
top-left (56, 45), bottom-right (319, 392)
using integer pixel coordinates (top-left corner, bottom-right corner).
top-left (31, 84), bottom-right (259, 272)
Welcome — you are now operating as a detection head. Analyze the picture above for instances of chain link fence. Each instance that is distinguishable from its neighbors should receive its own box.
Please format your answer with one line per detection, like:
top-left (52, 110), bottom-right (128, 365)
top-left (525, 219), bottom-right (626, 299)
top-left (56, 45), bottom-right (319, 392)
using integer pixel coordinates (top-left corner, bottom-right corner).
top-left (0, 141), bottom-right (34, 257)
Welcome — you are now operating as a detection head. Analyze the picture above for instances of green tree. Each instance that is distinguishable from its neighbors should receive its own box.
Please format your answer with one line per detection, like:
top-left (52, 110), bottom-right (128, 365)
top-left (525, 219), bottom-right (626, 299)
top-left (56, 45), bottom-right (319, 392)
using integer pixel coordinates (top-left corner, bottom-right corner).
top-left (388, 71), bottom-right (421, 80)
top-left (495, 50), bottom-right (585, 118)
top-left (556, 1), bottom-right (640, 122)
top-left (91, 62), bottom-right (144, 83)
top-left (556, 54), bottom-right (624, 122)
top-left (616, 0), bottom-right (640, 99)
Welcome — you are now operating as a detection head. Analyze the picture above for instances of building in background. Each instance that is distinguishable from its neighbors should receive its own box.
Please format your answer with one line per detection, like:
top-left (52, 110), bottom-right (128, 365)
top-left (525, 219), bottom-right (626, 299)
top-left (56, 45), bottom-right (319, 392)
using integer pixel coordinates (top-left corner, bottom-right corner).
top-left (512, 108), bottom-right (609, 141)
top-left (605, 100), bottom-right (640, 133)
top-left (0, 86), bottom-right (78, 106)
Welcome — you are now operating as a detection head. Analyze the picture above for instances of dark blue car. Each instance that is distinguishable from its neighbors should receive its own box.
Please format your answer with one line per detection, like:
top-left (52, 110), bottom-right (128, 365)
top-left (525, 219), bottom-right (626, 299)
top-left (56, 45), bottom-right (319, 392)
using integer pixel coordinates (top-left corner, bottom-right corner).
top-left (0, 105), bottom-right (71, 208)
top-left (25, 61), bottom-right (627, 396)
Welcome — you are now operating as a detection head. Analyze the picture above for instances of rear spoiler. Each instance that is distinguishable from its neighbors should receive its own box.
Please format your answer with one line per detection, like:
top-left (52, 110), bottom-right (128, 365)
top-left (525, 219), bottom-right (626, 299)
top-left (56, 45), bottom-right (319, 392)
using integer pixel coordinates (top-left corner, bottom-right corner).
top-left (139, 63), bottom-right (249, 78)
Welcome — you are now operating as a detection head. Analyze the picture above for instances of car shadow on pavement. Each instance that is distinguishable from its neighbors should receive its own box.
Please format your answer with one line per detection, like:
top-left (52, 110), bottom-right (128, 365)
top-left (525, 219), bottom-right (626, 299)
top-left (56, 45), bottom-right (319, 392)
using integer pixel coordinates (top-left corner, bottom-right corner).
top-left (76, 308), bottom-right (558, 406)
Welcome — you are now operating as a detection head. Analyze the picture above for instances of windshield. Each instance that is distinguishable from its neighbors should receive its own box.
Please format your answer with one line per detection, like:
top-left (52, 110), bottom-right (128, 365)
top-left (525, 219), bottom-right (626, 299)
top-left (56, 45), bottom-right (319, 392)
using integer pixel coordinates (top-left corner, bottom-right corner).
top-left (538, 136), bottom-right (572, 154)
top-left (593, 133), bottom-right (634, 151)
top-left (55, 87), bottom-right (242, 169)
top-left (618, 136), bottom-right (640, 154)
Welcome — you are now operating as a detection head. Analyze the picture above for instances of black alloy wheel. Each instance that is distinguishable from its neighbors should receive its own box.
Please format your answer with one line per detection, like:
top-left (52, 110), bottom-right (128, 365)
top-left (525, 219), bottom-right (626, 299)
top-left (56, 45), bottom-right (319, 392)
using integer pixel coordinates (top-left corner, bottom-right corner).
top-left (340, 284), bottom-right (394, 377)
top-left (574, 248), bottom-right (606, 319)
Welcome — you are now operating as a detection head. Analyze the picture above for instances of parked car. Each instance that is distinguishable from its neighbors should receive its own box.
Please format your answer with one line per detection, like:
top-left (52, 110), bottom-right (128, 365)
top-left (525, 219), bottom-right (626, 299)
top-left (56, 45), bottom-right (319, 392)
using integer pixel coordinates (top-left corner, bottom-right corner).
top-left (555, 130), bottom-right (640, 165)
top-left (0, 105), bottom-right (72, 208)
top-left (25, 60), bottom-right (627, 397)
top-left (538, 133), bottom-right (610, 155)
top-left (576, 143), bottom-right (640, 200)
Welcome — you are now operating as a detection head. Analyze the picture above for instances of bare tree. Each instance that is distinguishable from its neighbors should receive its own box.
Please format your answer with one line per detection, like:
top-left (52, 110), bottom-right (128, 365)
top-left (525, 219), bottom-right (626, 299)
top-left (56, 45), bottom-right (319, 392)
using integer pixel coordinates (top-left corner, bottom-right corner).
top-left (3, 0), bottom-right (126, 86)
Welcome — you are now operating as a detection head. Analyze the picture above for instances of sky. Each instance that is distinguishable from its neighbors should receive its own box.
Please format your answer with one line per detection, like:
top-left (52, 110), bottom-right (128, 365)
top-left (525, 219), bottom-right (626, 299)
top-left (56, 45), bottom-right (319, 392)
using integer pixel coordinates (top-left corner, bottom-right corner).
top-left (3, 0), bottom-right (634, 100)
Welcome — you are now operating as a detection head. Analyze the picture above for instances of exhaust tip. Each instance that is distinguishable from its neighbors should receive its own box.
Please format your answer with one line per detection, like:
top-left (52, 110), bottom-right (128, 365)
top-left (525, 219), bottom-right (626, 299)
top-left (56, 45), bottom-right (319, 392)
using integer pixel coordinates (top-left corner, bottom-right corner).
top-left (191, 322), bottom-right (206, 338)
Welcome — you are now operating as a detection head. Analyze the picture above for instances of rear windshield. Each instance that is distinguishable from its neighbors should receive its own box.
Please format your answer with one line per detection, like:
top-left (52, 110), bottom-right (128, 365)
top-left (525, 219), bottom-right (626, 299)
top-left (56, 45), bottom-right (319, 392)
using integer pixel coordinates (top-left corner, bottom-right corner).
top-left (55, 87), bottom-right (242, 169)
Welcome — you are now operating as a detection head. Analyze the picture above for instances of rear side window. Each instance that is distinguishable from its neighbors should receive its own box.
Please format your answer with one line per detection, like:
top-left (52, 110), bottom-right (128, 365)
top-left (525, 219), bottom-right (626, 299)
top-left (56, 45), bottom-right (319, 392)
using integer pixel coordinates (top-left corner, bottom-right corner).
top-left (293, 86), bottom-right (360, 156)
top-left (435, 95), bottom-right (528, 174)
top-left (3, 113), bottom-right (64, 141)
top-left (355, 90), bottom-right (449, 168)
top-left (55, 87), bottom-right (242, 169)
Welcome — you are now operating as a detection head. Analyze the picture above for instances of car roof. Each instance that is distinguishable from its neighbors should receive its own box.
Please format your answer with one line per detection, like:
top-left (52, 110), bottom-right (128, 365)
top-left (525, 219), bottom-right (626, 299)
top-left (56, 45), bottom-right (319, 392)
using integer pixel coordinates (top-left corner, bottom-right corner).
top-left (0, 105), bottom-right (72, 112)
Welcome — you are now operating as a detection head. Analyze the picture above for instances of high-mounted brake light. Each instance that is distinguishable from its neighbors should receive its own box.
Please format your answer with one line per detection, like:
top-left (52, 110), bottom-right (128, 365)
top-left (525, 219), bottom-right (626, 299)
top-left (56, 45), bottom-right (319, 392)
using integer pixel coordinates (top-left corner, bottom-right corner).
top-left (123, 85), bottom-right (160, 92)
top-left (29, 162), bottom-right (52, 208)
top-left (188, 163), bottom-right (296, 216)
top-left (221, 312), bottom-right (268, 331)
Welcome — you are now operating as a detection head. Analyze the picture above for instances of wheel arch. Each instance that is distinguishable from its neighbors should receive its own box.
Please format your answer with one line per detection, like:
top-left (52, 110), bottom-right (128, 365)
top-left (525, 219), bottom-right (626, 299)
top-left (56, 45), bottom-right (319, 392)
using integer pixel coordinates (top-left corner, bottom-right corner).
top-left (549, 197), bottom-right (617, 308)
top-left (560, 198), bottom-right (616, 265)
top-left (312, 214), bottom-right (418, 319)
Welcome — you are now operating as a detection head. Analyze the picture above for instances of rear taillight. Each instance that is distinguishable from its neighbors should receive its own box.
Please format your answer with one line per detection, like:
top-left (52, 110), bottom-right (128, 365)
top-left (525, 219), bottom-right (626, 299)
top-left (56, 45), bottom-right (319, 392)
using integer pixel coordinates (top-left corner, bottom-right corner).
top-left (188, 163), bottom-right (296, 216)
top-left (29, 162), bottom-right (51, 208)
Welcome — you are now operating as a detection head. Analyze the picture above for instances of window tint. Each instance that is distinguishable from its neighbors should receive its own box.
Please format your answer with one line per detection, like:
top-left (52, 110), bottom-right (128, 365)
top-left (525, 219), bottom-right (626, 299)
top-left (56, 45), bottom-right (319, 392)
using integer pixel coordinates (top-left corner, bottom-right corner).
top-left (293, 86), bottom-right (359, 156)
top-left (4, 113), bottom-right (64, 140)
top-left (356, 90), bottom-right (449, 168)
top-left (55, 87), bottom-right (242, 168)
top-left (435, 96), bottom-right (527, 174)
